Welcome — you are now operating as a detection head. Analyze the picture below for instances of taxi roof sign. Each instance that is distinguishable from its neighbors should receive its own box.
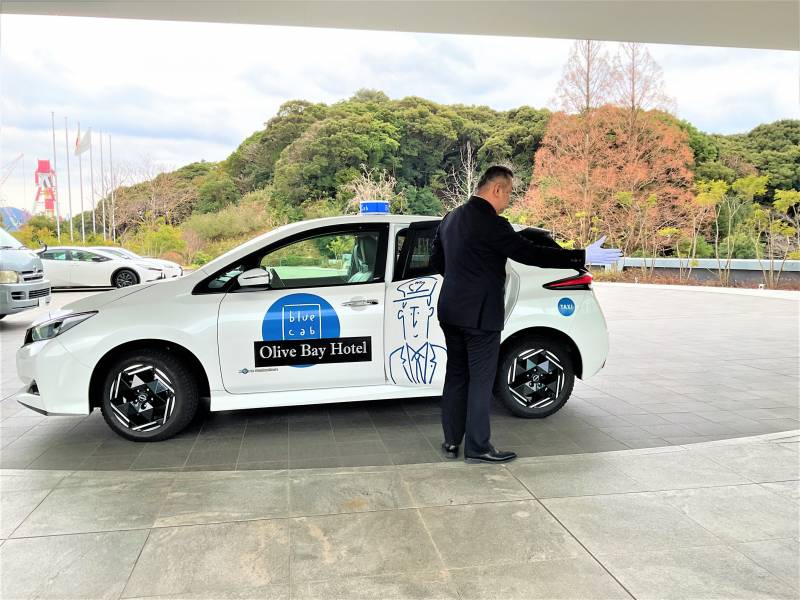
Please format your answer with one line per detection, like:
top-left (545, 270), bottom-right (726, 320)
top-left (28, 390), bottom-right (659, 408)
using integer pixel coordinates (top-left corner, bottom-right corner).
top-left (359, 200), bottom-right (390, 215)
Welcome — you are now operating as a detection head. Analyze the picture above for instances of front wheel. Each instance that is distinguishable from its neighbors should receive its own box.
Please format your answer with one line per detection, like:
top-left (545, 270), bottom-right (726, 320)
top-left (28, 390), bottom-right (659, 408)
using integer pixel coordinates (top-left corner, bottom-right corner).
top-left (99, 349), bottom-right (198, 441)
top-left (494, 335), bottom-right (575, 418)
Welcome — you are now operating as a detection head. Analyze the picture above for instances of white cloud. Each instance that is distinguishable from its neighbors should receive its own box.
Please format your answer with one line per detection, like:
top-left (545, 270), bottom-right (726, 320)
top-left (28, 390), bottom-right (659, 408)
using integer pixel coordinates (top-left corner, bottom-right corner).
top-left (1, 14), bottom-right (797, 212)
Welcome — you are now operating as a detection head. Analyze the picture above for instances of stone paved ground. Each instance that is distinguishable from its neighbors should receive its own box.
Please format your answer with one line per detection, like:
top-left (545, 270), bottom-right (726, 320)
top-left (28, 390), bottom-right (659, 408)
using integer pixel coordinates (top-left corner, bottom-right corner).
top-left (0, 431), bottom-right (797, 599)
top-left (1, 284), bottom-right (798, 599)
top-left (1, 284), bottom-right (797, 471)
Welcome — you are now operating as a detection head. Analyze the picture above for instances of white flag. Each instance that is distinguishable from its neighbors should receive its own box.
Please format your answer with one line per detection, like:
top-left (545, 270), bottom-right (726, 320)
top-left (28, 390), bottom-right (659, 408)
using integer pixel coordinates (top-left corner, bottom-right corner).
top-left (74, 128), bottom-right (91, 155)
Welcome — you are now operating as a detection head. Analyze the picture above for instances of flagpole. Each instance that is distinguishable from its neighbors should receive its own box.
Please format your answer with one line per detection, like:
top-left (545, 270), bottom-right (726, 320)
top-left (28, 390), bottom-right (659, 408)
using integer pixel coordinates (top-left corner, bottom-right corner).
top-left (88, 128), bottom-right (96, 235)
top-left (99, 132), bottom-right (106, 239)
top-left (109, 134), bottom-right (116, 242)
top-left (51, 111), bottom-right (61, 241)
top-left (63, 117), bottom-right (74, 241)
top-left (77, 121), bottom-right (86, 242)
top-left (22, 156), bottom-right (27, 212)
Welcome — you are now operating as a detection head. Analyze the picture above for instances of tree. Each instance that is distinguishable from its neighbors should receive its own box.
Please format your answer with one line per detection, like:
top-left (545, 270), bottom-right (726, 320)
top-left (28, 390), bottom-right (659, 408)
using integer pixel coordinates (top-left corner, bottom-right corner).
top-left (404, 186), bottom-right (443, 216)
top-left (341, 164), bottom-right (404, 214)
top-left (114, 157), bottom-right (198, 233)
top-left (773, 189), bottom-right (800, 256)
top-left (712, 175), bottom-right (767, 285)
top-left (441, 140), bottom-right (478, 211)
top-left (687, 180), bottom-right (727, 276)
top-left (195, 170), bottom-right (240, 214)
top-left (611, 42), bottom-right (675, 116)
top-left (552, 40), bottom-right (614, 114)
top-left (522, 105), bottom-right (694, 254)
top-left (748, 200), bottom-right (796, 288)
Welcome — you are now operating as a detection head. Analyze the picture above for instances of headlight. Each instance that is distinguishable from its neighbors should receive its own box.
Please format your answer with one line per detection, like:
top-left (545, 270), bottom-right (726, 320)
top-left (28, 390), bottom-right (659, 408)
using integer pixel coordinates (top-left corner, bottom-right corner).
top-left (24, 311), bottom-right (97, 344)
top-left (0, 270), bottom-right (20, 283)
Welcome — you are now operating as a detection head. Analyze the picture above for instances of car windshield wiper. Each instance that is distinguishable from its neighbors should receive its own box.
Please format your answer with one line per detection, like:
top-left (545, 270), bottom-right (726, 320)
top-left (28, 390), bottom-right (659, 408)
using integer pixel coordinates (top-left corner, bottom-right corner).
top-left (0, 245), bottom-right (21, 249)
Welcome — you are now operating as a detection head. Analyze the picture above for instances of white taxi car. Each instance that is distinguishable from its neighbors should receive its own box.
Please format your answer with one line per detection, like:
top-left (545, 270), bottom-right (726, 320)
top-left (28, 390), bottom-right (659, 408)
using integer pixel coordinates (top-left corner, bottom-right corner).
top-left (14, 214), bottom-right (609, 441)
top-left (39, 246), bottom-right (171, 288)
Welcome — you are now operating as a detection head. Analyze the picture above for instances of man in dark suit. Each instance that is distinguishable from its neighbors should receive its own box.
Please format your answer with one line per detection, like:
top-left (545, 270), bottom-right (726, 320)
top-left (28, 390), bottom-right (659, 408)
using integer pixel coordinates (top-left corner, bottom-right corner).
top-left (431, 165), bottom-right (621, 463)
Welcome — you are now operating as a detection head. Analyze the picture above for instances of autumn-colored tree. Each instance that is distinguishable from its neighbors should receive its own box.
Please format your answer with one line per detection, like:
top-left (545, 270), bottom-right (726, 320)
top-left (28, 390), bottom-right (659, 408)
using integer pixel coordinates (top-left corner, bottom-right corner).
top-left (551, 40), bottom-right (614, 114)
top-left (521, 105), bottom-right (694, 255)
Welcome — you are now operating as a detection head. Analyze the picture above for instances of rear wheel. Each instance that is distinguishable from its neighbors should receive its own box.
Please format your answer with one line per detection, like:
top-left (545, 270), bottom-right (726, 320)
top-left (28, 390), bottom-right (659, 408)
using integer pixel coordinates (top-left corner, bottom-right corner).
top-left (495, 335), bottom-right (575, 418)
top-left (99, 349), bottom-right (198, 441)
top-left (113, 268), bottom-right (139, 288)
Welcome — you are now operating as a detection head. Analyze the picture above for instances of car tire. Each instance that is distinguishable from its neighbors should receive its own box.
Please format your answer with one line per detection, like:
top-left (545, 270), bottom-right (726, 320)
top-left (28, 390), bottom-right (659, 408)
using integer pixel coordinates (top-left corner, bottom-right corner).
top-left (494, 334), bottom-right (575, 419)
top-left (99, 348), bottom-right (198, 441)
top-left (112, 268), bottom-right (139, 288)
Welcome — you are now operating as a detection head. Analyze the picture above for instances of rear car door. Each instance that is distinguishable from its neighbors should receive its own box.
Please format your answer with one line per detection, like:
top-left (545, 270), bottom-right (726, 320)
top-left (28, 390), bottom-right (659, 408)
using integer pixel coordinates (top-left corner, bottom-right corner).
top-left (385, 220), bottom-right (448, 388)
top-left (69, 249), bottom-right (112, 287)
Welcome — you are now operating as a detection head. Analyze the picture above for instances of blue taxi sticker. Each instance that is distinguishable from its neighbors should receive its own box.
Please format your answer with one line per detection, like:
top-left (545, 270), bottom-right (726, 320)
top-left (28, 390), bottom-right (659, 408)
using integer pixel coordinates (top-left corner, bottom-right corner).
top-left (557, 297), bottom-right (576, 317)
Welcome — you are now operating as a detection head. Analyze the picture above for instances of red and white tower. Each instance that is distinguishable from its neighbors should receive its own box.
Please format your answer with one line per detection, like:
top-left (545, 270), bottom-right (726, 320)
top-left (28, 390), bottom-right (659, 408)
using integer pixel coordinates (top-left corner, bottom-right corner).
top-left (34, 159), bottom-right (56, 217)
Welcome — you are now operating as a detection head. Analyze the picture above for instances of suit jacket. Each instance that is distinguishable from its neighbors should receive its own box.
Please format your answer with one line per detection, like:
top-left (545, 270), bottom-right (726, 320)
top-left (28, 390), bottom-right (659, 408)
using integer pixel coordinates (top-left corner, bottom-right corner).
top-left (430, 195), bottom-right (586, 331)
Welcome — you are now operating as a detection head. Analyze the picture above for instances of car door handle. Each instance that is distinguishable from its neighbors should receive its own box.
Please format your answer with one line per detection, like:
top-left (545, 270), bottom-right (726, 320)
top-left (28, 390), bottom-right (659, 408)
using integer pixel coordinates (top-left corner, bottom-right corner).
top-left (342, 299), bottom-right (379, 307)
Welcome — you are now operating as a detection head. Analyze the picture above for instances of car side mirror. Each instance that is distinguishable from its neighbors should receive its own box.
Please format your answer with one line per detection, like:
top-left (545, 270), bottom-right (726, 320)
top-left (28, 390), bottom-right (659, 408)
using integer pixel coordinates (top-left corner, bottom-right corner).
top-left (237, 267), bottom-right (271, 287)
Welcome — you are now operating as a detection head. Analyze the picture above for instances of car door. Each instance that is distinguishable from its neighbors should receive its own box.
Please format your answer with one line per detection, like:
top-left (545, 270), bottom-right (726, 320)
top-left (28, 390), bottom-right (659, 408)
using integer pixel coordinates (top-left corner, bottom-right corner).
top-left (40, 249), bottom-right (71, 286)
top-left (69, 249), bottom-right (112, 287)
top-left (385, 220), bottom-right (448, 388)
top-left (216, 223), bottom-right (390, 394)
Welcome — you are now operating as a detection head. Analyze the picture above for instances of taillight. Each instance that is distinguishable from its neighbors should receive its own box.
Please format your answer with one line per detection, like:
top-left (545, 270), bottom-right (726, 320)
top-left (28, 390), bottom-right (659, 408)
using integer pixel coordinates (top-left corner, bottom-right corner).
top-left (543, 272), bottom-right (593, 290)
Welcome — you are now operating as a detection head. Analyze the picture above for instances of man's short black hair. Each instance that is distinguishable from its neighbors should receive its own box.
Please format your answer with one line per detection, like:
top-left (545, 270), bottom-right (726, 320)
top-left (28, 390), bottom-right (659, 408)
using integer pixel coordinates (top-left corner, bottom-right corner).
top-left (476, 165), bottom-right (514, 189)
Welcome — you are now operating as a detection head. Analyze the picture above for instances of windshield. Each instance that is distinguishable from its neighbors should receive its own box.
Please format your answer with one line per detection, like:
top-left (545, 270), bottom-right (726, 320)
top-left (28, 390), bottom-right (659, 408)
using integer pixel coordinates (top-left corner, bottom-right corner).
top-left (98, 248), bottom-right (129, 259)
top-left (0, 227), bottom-right (25, 249)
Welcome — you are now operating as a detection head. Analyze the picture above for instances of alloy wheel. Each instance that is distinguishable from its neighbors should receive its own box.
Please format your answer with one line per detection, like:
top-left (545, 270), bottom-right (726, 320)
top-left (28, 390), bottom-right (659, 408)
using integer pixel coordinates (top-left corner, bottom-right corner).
top-left (108, 363), bottom-right (176, 433)
top-left (507, 348), bottom-right (565, 410)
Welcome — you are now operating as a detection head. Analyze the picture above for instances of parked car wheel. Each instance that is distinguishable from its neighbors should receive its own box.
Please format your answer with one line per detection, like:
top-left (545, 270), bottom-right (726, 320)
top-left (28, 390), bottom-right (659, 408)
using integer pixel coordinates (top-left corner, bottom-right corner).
top-left (99, 349), bottom-right (198, 441)
top-left (495, 335), bottom-right (575, 418)
top-left (112, 268), bottom-right (139, 288)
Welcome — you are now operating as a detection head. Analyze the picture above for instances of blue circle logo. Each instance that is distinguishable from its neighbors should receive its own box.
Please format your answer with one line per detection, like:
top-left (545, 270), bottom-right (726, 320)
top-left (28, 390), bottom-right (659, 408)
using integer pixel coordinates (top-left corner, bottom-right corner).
top-left (262, 293), bottom-right (340, 368)
top-left (557, 297), bottom-right (575, 317)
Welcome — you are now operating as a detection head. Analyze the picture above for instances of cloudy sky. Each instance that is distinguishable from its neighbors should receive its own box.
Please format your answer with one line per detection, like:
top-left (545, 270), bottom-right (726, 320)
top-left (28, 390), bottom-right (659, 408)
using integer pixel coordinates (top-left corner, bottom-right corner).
top-left (1, 14), bottom-right (798, 214)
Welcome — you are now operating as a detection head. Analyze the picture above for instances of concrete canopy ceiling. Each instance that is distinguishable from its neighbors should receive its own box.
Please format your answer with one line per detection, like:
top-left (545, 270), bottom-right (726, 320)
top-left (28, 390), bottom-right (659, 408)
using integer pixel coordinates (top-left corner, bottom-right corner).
top-left (1, 1), bottom-right (798, 51)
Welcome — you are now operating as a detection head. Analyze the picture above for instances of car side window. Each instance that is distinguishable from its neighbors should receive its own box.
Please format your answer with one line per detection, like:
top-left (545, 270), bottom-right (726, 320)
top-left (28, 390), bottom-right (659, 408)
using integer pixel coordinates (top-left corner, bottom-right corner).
top-left (43, 250), bottom-right (70, 261)
top-left (195, 224), bottom-right (389, 294)
top-left (394, 229), bottom-right (407, 271)
top-left (71, 250), bottom-right (101, 262)
top-left (258, 230), bottom-right (382, 289)
top-left (395, 227), bottom-right (437, 280)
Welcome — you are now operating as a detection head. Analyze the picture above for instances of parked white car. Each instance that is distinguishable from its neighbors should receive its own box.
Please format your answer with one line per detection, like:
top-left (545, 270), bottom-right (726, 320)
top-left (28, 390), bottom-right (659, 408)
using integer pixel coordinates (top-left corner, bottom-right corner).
top-left (89, 246), bottom-right (183, 278)
top-left (15, 215), bottom-right (609, 441)
top-left (39, 246), bottom-right (169, 288)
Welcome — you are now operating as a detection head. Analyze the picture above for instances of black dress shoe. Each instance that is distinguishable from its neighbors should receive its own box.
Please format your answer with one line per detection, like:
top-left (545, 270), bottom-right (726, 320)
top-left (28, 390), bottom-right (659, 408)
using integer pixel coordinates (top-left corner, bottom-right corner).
top-left (441, 442), bottom-right (459, 459)
top-left (464, 445), bottom-right (517, 464)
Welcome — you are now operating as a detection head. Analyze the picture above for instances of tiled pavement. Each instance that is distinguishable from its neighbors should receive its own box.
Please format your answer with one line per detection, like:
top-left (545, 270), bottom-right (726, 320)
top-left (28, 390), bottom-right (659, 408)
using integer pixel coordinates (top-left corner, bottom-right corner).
top-left (1, 284), bottom-right (797, 471)
top-left (1, 284), bottom-right (798, 599)
top-left (0, 432), bottom-right (797, 599)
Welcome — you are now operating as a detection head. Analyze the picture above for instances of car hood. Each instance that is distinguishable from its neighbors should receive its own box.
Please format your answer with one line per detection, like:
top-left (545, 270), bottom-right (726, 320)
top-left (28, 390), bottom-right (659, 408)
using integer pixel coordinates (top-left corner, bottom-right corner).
top-left (61, 282), bottom-right (158, 313)
top-left (1, 248), bottom-right (43, 271)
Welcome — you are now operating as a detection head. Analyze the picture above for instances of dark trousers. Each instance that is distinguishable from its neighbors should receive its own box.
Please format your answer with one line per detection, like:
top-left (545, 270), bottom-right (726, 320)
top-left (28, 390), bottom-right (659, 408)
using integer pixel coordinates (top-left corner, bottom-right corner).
top-left (440, 322), bottom-right (501, 455)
